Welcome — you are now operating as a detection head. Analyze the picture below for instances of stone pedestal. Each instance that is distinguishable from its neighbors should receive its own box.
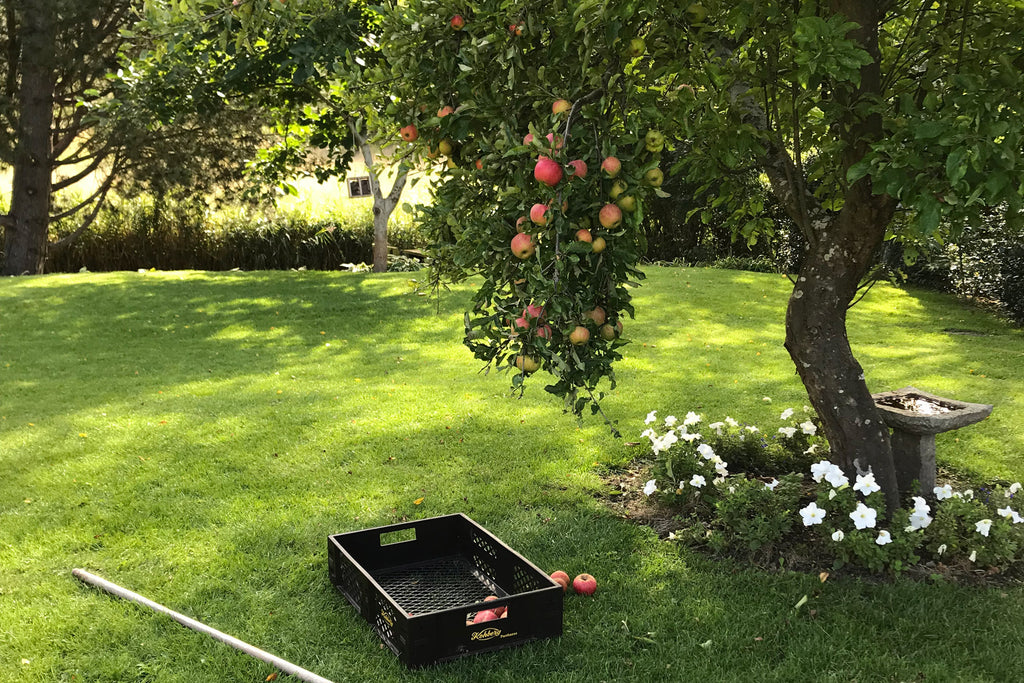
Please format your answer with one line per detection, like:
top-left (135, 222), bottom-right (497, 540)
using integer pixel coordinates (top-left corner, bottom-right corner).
top-left (872, 387), bottom-right (993, 495)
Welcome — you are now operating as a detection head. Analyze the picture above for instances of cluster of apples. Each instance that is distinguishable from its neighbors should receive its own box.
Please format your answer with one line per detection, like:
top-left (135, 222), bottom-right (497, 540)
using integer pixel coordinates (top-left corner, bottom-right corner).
top-left (550, 570), bottom-right (597, 596)
top-left (466, 595), bottom-right (509, 625)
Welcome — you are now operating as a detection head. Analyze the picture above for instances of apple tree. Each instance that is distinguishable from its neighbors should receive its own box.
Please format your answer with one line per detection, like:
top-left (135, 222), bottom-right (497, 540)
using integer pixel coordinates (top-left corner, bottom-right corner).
top-left (381, 0), bottom-right (1024, 510)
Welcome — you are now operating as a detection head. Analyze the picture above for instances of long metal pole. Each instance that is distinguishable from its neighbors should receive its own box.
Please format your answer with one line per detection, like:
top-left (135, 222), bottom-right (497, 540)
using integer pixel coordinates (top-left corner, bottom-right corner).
top-left (72, 568), bottom-right (335, 683)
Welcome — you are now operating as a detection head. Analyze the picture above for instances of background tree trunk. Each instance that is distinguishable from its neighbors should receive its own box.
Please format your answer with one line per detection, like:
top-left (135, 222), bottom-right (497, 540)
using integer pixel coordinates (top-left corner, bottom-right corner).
top-left (3, 0), bottom-right (55, 276)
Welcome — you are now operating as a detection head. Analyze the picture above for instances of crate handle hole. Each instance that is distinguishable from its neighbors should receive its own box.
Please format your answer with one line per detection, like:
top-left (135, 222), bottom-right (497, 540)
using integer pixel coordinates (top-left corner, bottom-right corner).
top-left (379, 528), bottom-right (416, 546)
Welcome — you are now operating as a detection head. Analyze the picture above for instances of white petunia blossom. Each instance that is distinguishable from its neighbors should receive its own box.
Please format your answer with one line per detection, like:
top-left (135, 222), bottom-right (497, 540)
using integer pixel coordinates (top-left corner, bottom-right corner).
top-left (876, 530), bottom-right (892, 546)
top-left (684, 411), bottom-right (701, 426)
top-left (745, 425), bottom-right (759, 433)
top-left (799, 502), bottom-right (826, 526)
top-left (778, 427), bottom-right (798, 438)
top-left (824, 466), bottom-right (849, 489)
top-left (780, 408), bottom-right (794, 420)
top-left (850, 503), bottom-right (878, 530)
top-left (664, 415), bottom-right (678, 427)
top-left (690, 474), bottom-right (707, 488)
top-left (908, 509), bottom-right (932, 530)
top-left (831, 530), bottom-right (845, 542)
top-left (714, 460), bottom-right (729, 476)
top-left (969, 550), bottom-right (977, 563)
top-left (679, 429), bottom-right (702, 442)
top-left (764, 478), bottom-right (780, 491)
top-left (645, 410), bottom-right (658, 425)
top-left (975, 519), bottom-right (993, 537)
top-left (912, 496), bottom-right (930, 513)
top-left (936, 544), bottom-right (947, 556)
top-left (800, 421), bottom-right (818, 436)
top-left (708, 422), bottom-right (725, 436)
top-left (643, 479), bottom-right (658, 496)
top-left (853, 473), bottom-right (881, 496)
top-left (697, 443), bottom-right (716, 460)
top-left (1008, 482), bottom-right (1022, 497)
top-left (651, 431), bottom-right (679, 454)
top-left (997, 506), bottom-right (1024, 524)
top-left (934, 484), bottom-right (953, 500)
top-left (804, 443), bottom-right (819, 455)
top-left (678, 481), bottom-right (687, 492)
top-left (725, 417), bottom-right (739, 427)
top-left (810, 460), bottom-right (834, 483)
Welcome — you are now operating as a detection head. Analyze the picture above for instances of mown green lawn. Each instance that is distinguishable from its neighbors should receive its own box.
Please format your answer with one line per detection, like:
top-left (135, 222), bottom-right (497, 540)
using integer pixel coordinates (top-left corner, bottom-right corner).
top-left (1, 267), bottom-right (1022, 682)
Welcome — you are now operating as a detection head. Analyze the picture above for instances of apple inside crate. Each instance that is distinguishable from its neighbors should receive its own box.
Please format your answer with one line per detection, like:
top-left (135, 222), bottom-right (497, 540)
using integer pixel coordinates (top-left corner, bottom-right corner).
top-left (328, 513), bottom-right (563, 668)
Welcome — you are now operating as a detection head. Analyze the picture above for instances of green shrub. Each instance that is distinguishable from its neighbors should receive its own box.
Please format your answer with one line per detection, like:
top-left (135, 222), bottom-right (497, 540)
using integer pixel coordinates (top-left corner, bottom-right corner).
top-left (46, 195), bottom-right (426, 272)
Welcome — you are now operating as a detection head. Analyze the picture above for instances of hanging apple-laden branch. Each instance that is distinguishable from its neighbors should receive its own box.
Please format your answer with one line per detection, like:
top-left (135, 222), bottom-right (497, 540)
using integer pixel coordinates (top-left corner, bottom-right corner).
top-left (377, 0), bottom-right (675, 429)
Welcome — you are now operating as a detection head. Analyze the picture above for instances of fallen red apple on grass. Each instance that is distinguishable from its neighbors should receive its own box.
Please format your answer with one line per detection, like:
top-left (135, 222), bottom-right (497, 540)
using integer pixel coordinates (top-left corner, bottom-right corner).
top-left (549, 570), bottom-right (570, 591)
top-left (572, 573), bottom-right (597, 596)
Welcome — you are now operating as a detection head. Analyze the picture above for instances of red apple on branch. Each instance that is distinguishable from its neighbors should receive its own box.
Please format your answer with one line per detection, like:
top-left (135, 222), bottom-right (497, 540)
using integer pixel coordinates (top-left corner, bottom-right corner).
top-left (450, 15), bottom-right (465, 30)
top-left (511, 233), bottom-right (536, 259)
top-left (600, 156), bottom-right (621, 177)
top-left (399, 124), bottom-right (418, 142)
top-left (529, 203), bottom-right (549, 226)
top-left (575, 228), bottom-right (593, 243)
top-left (599, 203), bottom-right (623, 229)
top-left (567, 159), bottom-right (588, 179)
top-left (552, 99), bottom-right (571, 115)
top-left (569, 326), bottom-right (590, 345)
top-left (534, 156), bottom-right (563, 186)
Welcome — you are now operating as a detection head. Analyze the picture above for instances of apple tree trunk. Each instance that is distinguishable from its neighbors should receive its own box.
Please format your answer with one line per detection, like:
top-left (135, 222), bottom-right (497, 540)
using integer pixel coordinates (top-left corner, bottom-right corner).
top-left (784, 181), bottom-right (901, 514)
top-left (3, 0), bottom-right (56, 276)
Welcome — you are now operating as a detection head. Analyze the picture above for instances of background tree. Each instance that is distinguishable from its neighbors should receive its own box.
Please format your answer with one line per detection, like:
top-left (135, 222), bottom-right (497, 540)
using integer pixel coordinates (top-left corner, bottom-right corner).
top-left (0, 0), bottom-right (132, 275)
top-left (380, 0), bottom-right (1024, 510)
top-left (127, 0), bottom-right (409, 272)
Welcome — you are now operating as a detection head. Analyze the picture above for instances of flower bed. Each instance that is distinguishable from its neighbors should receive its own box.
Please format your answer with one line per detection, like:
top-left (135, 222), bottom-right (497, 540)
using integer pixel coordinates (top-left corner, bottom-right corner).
top-left (636, 406), bottom-right (1024, 576)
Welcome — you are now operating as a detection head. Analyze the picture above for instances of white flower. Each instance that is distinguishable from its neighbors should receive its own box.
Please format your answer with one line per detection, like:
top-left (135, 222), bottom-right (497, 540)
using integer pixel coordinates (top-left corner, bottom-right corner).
top-left (824, 466), bottom-right (849, 489)
top-left (645, 410), bottom-right (658, 425)
top-left (684, 411), bottom-right (701, 426)
top-left (975, 519), bottom-right (993, 537)
top-left (969, 550), bottom-right (977, 563)
top-left (708, 422), bottom-right (725, 435)
top-left (762, 396), bottom-right (772, 403)
top-left (810, 460), bottom-right (834, 483)
top-left (828, 489), bottom-right (838, 500)
top-left (997, 506), bottom-right (1015, 520)
top-left (713, 475), bottom-right (725, 486)
top-left (912, 496), bottom-right (930, 513)
top-left (764, 478), bottom-right (780, 491)
top-left (745, 425), bottom-right (759, 433)
top-left (678, 481), bottom-right (687, 491)
top-left (664, 415), bottom-right (678, 427)
top-left (651, 431), bottom-right (679, 454)
top-left (908, 509), bottom-right (932, 530)
top-left (875, 530), bottom-right (892, 546)
top-left (934, 484), bottom-right (953, 500)
top-left (714, 461), bottom-right (729, 476)
top-left (690, 474), bottom-right (706, 489)
top-left (728, 485), bottom-right (736, 494)
top-left (697, 443), bottom-right (716, 460)
top-left (725, 417), bottom-right (739, 427)
top-left (780, 408), bottom-right (794, 420)
top-left (804, 443), bottom-right (819, 455)
top-left (641, 428), bottom-right (657, 440)
top-left (778, 427), bottom-right (798, 438)
top-left (799, 502), bottom-right (826, 526)
top-left (936, 544), bottom-right (947, 556)
top-left (831, 530), bottom-right (845, 542)
top-left (853, 473), bottom-right (881, 496)
top-left (963, 489), bottom-right (974, 500)
top-left (1008, 482), bottom-right (1022, 497)
top-left (800, 421), bottom-right (817, 435)
top-left (850, 503), bottom-right (878, 530)
top-left (643, 479), bottom-right (658, 496)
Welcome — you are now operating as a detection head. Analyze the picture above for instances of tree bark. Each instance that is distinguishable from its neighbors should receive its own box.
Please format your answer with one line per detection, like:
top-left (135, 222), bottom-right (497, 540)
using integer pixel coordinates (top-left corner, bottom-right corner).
top-left (782, 0), bottom-right (901, 512)
top-left (3, 0), bottom-right (56, 276)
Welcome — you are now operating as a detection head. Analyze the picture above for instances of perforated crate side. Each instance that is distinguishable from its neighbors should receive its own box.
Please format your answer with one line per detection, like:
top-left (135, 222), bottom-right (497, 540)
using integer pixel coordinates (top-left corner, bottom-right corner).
top-left (328, 535), bottom-right (370, 616)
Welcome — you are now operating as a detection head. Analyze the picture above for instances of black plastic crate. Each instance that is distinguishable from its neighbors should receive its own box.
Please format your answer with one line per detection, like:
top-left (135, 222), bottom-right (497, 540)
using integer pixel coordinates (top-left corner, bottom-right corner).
top-left (328, 513), bottom-right (563, 667)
